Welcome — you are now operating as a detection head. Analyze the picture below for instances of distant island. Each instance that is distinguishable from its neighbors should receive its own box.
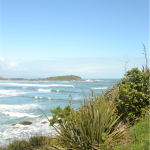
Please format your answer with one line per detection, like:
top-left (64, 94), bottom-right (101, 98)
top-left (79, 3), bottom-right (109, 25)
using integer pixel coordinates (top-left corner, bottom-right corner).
top-left (46, 75), bottom-right (83, 81)
top-left (0, 75), bottom-right (84, 81)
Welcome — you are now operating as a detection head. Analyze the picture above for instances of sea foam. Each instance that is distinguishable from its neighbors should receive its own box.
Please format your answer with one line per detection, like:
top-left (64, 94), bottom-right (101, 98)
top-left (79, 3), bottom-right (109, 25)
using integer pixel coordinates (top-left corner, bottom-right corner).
top-left (37, 89), bottom-right (64, 93)
top-left (0, 90), bottom-right (26, 97)
top-left (92, 87), bottom-right (108, 89)
top-left (38, 89), bottom-right (51, 92)
top-left (0, 83), bottom-right (74, 87)
top-left (0, 104), bottom-right (39, 111)
top-left (2, 111), bottom-right (39, 118)
top-left (0, 117), bottom-right (56, 148)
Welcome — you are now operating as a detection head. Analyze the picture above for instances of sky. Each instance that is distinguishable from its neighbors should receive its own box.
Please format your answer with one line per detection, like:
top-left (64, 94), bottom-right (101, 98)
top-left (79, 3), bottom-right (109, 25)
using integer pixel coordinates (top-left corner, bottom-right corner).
top-left (0, 0), bottom-right (149, 79)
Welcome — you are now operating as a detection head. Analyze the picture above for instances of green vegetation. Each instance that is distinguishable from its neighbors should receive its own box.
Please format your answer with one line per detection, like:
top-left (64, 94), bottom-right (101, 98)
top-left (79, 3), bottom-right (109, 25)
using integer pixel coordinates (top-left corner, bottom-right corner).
top-left (0, 135), bottom-right (59, 150)
top-left (116, 67), bottom-right (149, 123)
top-left (53, 91), bottom-right (126, 150)
top-left (0, 77), bottom-right (7, 80)
top-left (49, 105), bottom-right (71, 126)
top-left (113, 115), bottom-right (149, 150)
top-left (46, 75), bottom-right (83, 81)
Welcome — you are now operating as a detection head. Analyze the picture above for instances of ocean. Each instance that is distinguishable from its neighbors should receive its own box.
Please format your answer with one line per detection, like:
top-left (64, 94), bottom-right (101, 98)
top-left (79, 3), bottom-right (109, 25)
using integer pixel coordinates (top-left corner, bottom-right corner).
top-left (0, 79), bottom-right (120, 147)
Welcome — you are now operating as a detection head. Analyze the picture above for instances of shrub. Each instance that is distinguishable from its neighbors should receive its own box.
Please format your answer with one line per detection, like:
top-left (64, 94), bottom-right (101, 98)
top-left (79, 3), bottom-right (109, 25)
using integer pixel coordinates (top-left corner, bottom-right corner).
top-left (1, 135), bottom-right (60, 150)
top-left (4, 140), bottom-right (29, 150)
top-left (49, 105), bottom-right (71, 126)
top-left (116, 67), bottom-right (149, 123)
top-left (28, 135), bottom-right (46, 148)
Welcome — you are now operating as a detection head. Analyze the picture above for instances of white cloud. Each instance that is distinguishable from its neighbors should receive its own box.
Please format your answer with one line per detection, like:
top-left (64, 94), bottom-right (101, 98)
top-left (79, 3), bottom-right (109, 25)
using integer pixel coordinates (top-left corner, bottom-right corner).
top-left (0, 57), bottom-right (19, 71)
top-left (0, 57), bottom-right (5, 62)
top-left (8, 61), bottom-right (19, 70)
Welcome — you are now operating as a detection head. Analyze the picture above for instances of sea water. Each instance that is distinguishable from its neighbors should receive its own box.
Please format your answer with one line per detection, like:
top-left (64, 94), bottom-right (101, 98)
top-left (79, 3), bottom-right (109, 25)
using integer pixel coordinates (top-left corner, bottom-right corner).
top-left (0, 79), bottom-right (120, 147)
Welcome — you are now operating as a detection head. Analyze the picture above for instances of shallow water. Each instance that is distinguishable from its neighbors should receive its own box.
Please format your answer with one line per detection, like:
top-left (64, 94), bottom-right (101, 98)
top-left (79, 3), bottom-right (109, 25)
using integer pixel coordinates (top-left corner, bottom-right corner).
top-left (0, 79), bottom-right (120, 147)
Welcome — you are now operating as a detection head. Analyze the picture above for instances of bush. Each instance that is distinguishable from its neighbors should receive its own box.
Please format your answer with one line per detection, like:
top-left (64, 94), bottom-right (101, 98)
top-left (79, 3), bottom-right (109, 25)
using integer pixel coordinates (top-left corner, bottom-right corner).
top-left (1, 135), bottom-right (60, 150)
top-left (49, 105), bottom-right (71, 126)
top-left (4, 140), bottom-right (29, 150)
top-left (116, 67), bottom-right (149, 123)
top-left (28, 135), bottom-right (46, 148)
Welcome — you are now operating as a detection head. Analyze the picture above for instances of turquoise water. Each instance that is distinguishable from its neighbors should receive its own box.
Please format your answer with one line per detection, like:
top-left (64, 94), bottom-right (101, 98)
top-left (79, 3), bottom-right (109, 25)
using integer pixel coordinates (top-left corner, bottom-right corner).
top-left (0, 79), bottom-right (120, 147)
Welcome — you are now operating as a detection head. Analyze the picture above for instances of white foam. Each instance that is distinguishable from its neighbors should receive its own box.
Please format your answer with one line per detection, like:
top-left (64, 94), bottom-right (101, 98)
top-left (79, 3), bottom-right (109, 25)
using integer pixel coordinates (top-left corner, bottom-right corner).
top-left (0, 90), bottom-right (26, 97)
top-left (2, 111), bottom-right (39, 118)
top-left (0, 83), bottom-right (73, 87)
top-left (95, 80), bottom-right (104, 81)
top-left (0, 117), bottom-right (56, 148)
top-left (57, 90), bottom-right (59, 92)
top-left (0, 104), bottom-right (39, 111)
top-left (34, 96), bottom-right (46, 99)
top-left (38, 89), bottom-right (51, 92)
top-left (85, 79), bottom-right (95, 82)
top-left (86, 79), bottom-right (91, 82)
top-left (48, 97), bottom-right (51, 99)
top-left (92, 87), bottom-right (108, 89)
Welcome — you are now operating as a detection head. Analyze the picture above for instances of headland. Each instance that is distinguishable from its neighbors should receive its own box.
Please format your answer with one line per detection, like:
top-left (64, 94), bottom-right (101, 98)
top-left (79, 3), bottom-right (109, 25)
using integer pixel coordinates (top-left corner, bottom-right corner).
top-left (0, 75), bottom-right (84, 81)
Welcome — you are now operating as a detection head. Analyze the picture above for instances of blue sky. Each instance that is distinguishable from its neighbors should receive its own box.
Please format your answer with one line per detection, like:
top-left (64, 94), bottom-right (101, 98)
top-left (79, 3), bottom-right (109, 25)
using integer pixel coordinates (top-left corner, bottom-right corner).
top-left (0, 0), bottom-right (149, 79)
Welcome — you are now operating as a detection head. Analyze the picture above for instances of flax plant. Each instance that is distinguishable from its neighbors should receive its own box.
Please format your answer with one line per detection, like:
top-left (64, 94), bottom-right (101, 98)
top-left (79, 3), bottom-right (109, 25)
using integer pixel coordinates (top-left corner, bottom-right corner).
top-left (53, 89), bottom-right (126, 150)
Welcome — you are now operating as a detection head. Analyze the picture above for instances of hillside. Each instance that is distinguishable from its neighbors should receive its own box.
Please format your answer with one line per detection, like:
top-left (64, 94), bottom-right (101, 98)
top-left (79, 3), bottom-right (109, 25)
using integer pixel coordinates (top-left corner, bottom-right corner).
top-left (0, 75), bottom-right (83, 81)
top-left (0, 77), bottom-right (6, 80)
top-left (46, 75), bottom-right (83, 81)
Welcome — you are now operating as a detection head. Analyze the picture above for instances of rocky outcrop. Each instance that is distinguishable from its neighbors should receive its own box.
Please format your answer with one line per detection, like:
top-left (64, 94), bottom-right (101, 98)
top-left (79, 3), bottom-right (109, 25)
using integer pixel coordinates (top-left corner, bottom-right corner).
top-left (41, 121), bottom-right (47, 124)
top-left (19, 121), bottom-right (32, 125)
top-left (12, 124), bottom-right (16, 126)
top-left (12, 121), bottom-right (49, 126)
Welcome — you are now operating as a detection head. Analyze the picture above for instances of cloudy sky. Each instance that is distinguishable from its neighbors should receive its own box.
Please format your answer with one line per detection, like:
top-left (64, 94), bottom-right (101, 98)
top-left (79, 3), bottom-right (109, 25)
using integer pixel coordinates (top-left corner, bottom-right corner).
top-left (0, 0), bottom-right (149, 79)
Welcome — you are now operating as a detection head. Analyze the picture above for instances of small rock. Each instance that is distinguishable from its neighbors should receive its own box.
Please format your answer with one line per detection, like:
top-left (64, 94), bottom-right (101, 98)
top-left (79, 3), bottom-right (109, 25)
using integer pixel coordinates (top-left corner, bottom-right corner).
top-left (12, 124), bottom-right (16, 126)
top-left (41, 121), bottom-right (47, 124)
top-left (19, 121), bottom-right (32, 125)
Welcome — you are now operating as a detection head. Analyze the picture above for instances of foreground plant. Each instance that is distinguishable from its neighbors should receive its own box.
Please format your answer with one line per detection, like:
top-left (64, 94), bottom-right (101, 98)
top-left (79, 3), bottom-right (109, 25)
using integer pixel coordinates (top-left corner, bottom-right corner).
top-left (116, 44), bottom-right (149, 123)
top-left (112, 115), bottom-right (149, 150)
top-left (53, 91), bottom-right (126, 150)
top-left (117, 67), bottom-right (149, 123)
top-left (49, 105), bottom-right (71, 126)
top-left (0, 135), bottom-right (59, 150)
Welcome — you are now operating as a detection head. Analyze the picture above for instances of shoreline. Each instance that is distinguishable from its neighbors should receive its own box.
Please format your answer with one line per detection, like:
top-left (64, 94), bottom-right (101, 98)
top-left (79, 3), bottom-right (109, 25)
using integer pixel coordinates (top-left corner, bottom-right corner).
top-left (0, 79), bottom-right (85, 81)
top-left (0, 75), bottom-right (85, 81)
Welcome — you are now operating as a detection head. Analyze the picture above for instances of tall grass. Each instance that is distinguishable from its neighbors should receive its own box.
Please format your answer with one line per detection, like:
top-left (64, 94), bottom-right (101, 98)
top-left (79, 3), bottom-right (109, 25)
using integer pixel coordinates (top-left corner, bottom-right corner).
top-left (113, 115), bottom-right (149, 150)
top-left (0, 135), bottom-right (59, 150)
top-left (53, 89), bottom-right (126, 150)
